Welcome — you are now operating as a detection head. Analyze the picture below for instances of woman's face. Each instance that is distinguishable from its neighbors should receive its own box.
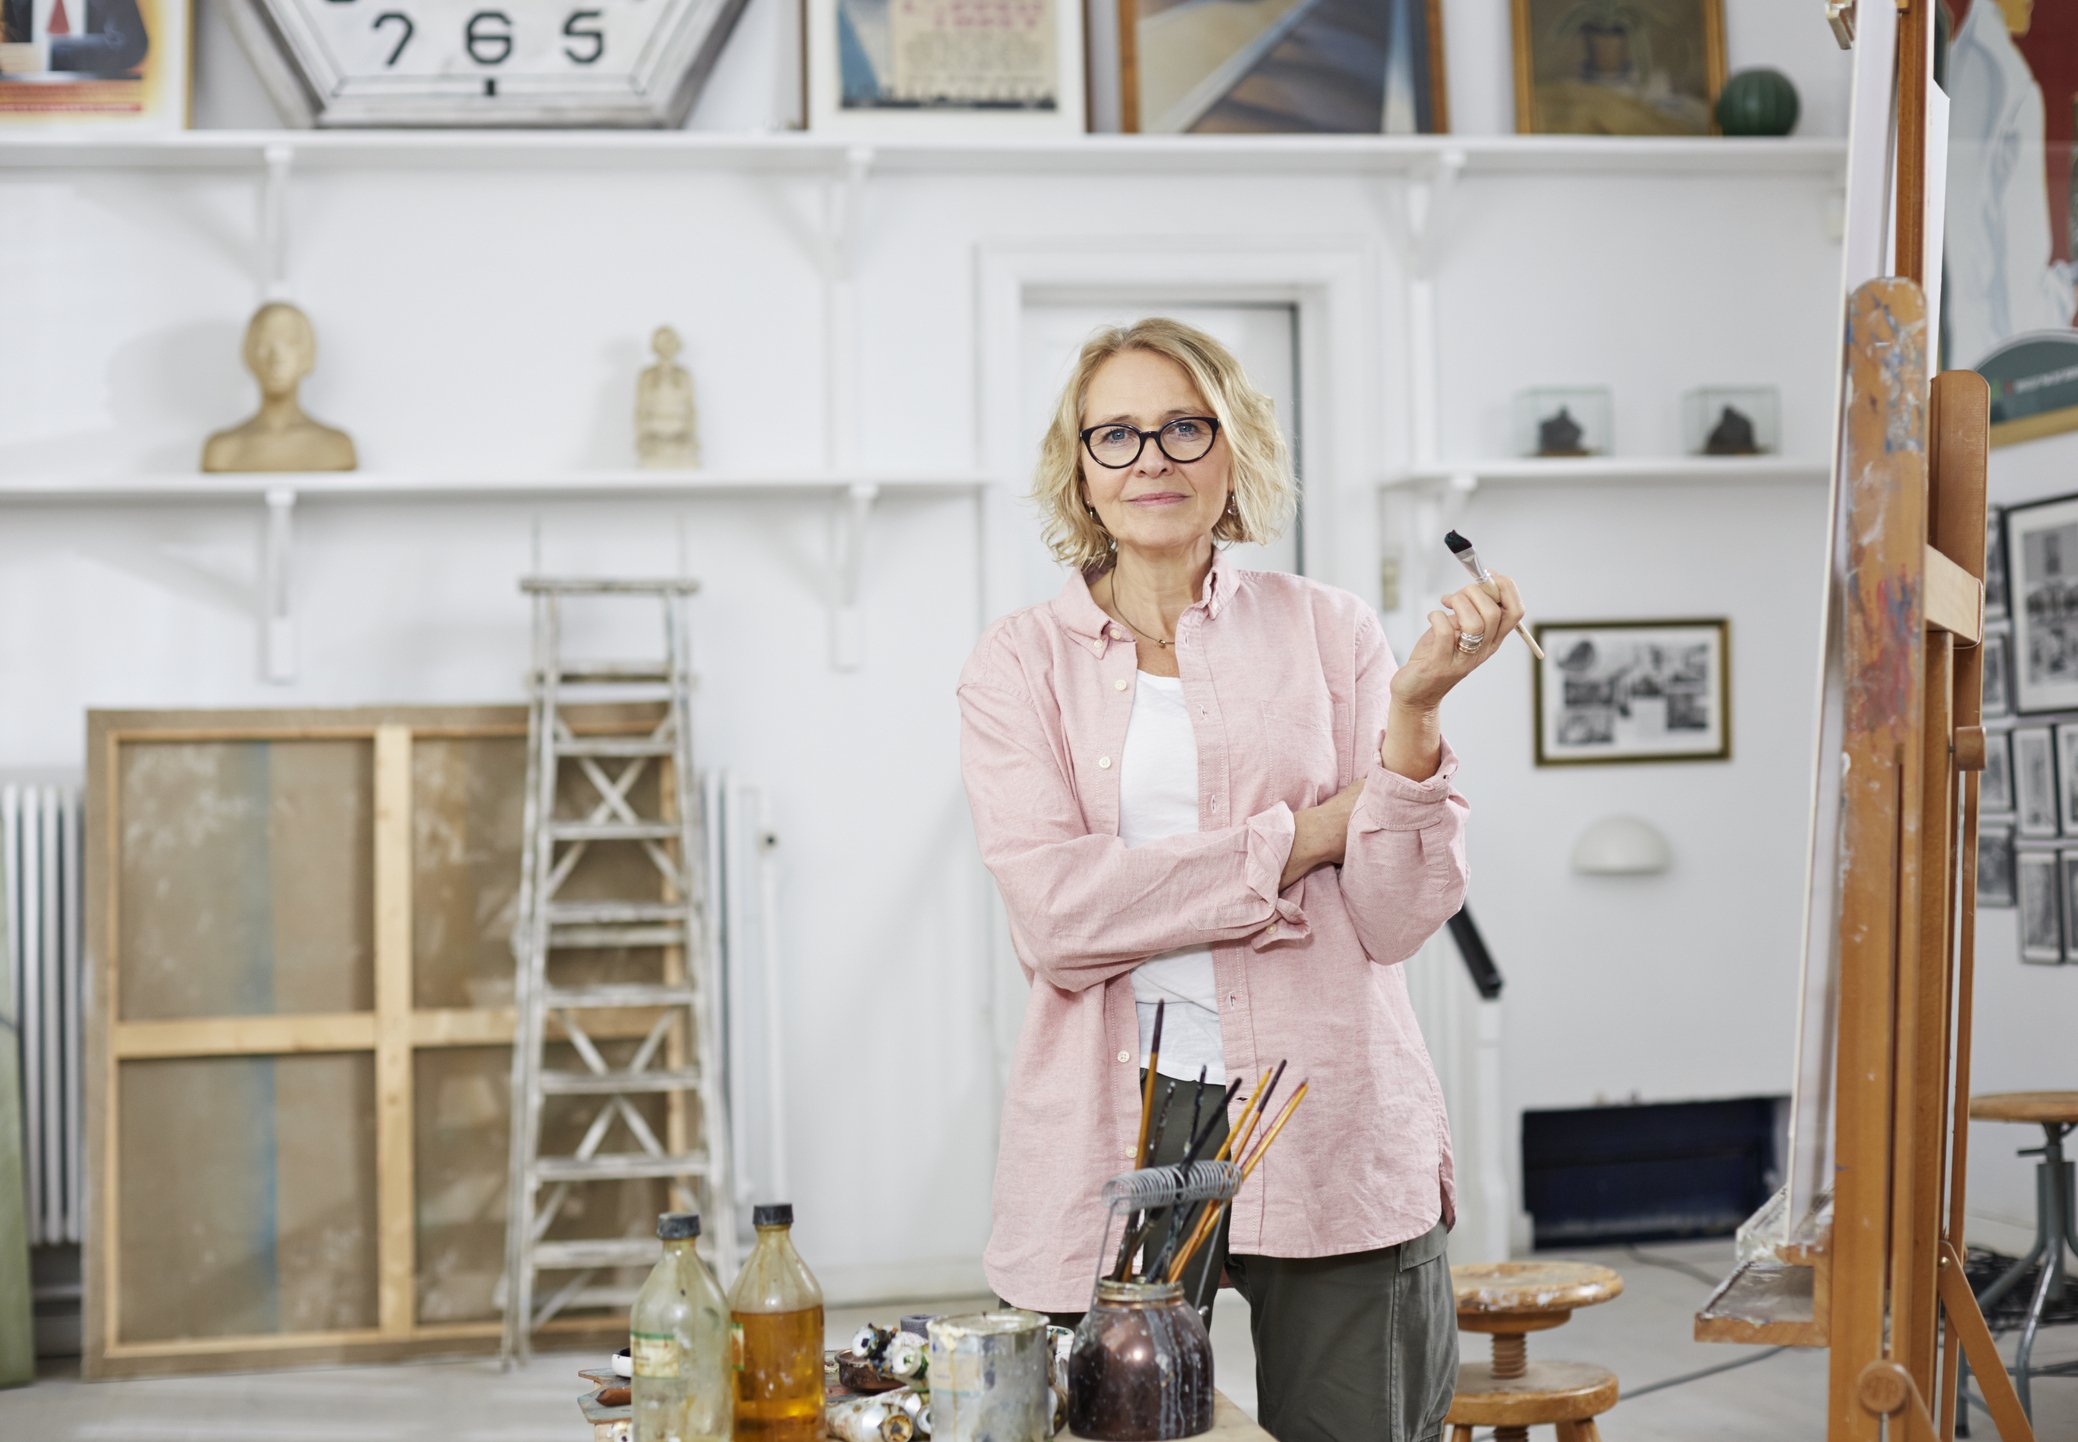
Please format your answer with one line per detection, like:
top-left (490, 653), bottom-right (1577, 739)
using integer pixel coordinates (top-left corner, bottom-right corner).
top-left (1079, 349), bottom-right (1231, 563)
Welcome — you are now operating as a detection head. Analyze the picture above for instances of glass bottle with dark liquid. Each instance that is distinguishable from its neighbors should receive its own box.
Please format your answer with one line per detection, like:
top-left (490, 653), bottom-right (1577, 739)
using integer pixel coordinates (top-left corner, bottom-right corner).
top-left (728, 1203), bottom-right (825, 1442)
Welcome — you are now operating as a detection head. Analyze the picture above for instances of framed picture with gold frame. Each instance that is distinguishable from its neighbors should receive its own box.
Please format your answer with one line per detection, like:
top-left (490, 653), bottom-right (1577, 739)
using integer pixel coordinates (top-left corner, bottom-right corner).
top-left (1108, 0), bottom-right (1447, 134)
top-left (1533, 618), bottom-right (1731, 766)
top-left (1509, 0), bottom-right (1724, 137)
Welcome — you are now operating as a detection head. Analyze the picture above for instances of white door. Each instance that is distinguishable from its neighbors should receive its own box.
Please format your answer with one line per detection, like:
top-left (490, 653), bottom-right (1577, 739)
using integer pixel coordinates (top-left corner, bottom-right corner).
top-left (1014, 302), bottom-right (1303, 608)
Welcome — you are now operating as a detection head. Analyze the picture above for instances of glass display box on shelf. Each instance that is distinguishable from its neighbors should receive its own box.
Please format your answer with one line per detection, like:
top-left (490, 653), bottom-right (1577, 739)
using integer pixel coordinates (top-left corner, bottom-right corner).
top-left (1683, 387), bottom-right (1780, 456)
top-left (1513, 387), bottom-right (1613, 458)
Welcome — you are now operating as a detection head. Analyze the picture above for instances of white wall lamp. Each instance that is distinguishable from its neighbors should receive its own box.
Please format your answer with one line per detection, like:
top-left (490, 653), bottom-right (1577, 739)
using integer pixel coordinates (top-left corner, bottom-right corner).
top-left (1570, 815), bottom-right (1673, 876)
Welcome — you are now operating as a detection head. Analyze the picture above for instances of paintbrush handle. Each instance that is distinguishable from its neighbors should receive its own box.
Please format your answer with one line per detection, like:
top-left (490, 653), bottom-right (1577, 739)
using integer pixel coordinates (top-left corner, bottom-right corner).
top-left (1467, 573), bottom-right (1544, 661)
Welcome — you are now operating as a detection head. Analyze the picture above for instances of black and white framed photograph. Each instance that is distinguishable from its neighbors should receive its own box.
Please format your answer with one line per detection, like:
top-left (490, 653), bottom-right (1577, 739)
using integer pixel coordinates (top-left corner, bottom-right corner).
top-left (1980, 824), bottom-right (2016, 907)
top-left (2006, 496), bottom-right (2078, 713)
top-left (2015, 726), bottom-right (2059, 837)
top-left (1983, 628), bottom-right (2012, 718)
top-left (2062, 853), bottom-right (2078, 964)
top-left (1983, 729), bottom-right (2014, 814)
top-left (1987, 505), bottom-right (2008, 621)
top-left (2056, 725), bottom-right (2078, 835)
top-left (2019, 849), bottom-right (2063, 962)
top-left (1531, 618), bottom-right (1730, 765)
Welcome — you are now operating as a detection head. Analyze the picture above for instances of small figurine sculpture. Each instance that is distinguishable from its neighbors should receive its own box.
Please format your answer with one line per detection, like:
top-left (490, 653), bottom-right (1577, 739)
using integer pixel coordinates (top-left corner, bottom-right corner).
top-left (1704, 404), bottom-right (1761, 455)
top-left (202, 302), bottom-right (357, 473)
top-left (636, 325), bottom-right (700, 469)
top-left (1536, 406), bottom-right (1589, 457)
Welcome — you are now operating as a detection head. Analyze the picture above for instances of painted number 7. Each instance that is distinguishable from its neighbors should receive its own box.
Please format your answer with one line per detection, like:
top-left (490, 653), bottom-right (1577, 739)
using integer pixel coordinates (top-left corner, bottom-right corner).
top-left (373, 10), bottom-right (413, 64)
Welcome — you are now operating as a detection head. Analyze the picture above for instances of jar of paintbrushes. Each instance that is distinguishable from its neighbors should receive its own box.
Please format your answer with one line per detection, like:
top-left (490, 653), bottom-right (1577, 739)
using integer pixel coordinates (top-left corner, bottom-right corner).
top-left (1069, 1011), bottom-right (1309, 1442)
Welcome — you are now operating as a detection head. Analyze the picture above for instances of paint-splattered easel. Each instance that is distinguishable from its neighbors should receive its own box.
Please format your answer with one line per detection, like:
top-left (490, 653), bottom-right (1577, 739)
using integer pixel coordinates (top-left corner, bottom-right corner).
top-left (1691, 2), bottom-right (2033, 1439)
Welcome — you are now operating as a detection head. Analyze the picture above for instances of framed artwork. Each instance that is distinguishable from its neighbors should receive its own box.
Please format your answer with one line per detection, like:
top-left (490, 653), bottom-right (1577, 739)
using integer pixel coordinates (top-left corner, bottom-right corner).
top-left (805, 0), bottom-right (1084, 135)
top-left (0, 0), bottom-right (189, 128)
top-left (1987, 505), bottom-right (2009, 621)
top-left (1532, 619), bottom-right (1729, 766)
top-left (1509, 0), bottom-right (1723, 136)
top-left (2015, 726), bottom-right (2059, 837)
top-left (1983, 728), bottom-right (2014, 814)
top-left (1983, 627), bottom-right (2012, 718)
top-left (2019, 848), bottom-right (2064, 963)
top-left (1945, 0), bottom-right (2078, 446)
top-left (2063, 852), bottom-right (2078, 963)
top-left (2006, 497), bottom-right (2078, 713)
top-left (1980, 824), bottom-right (2016, 907)
top-left (1107, 0), bottom-right (1446, 134)
top-left (2057, 724), bottom-right (2078, 834)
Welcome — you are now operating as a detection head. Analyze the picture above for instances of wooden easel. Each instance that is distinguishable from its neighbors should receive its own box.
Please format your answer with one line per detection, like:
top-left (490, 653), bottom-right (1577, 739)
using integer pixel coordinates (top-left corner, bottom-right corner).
top-left (1692, 3), bottom-right (2035, 1439)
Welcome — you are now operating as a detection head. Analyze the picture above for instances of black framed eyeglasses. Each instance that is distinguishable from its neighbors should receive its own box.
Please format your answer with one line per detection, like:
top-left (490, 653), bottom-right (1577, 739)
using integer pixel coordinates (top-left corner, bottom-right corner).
top-left (1079, 416), bottom-right (1221, 469)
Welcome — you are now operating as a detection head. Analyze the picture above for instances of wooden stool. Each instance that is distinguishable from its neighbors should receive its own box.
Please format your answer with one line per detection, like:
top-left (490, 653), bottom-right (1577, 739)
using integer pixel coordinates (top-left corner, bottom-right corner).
top-left (1444, 1261), bottom-right (1624, 1442)
top-left (1958, 1091), bottom-right (2078, 1428)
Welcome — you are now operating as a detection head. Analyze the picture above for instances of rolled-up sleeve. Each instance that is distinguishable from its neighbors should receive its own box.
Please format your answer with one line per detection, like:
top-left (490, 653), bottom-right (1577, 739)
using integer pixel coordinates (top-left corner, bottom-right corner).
top-left (958, 653), bottom-right (1301, 992)
top-left (1338, 610), bottom-right (1471, 966)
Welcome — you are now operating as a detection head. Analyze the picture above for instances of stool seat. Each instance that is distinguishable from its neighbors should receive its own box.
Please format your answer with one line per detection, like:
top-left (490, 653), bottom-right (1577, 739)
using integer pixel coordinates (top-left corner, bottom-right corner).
top-left (1452, 1262), bottom-right (1625, 1321)
top-left (1970, 1091), bottom-right (2078, 1126)
top-left (1446, 1361), bottom-right (1620, 1427)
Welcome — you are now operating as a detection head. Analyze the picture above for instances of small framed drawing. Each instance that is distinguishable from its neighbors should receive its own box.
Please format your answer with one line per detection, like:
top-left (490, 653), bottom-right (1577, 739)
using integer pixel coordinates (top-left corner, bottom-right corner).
top-left (2005, 495), bottom-right (2078, 713)
top-left (2019, 849), bottom-right (2064, 963)
top-left (1979, 824), bottom-right (2015, 907)
top-left (0, 0), bottom-right (190, 130)
top-left (1510, 0), bottom-right (1724, 136)
top-left (1983, 628), bottom-right (2012, 719)
top-left (1533, 619), bottom-right (1728, 765)
top-left (1983, 729), bottom-right (2014, 814)
top-left (805, 0), bottom-right (1084, 136)
top-left (2063, 853), bottom-right (2078, 963)
top-left (2014, 727), bottom-right (2059, 837)
top-left (1986, 505), bottom-right (2008, 622)
top-left (2056, 724), bottom-right (2078, 834)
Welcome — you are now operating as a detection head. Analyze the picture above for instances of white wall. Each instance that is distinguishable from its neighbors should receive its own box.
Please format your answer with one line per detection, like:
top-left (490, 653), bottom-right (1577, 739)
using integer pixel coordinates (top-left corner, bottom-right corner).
top-left (0, 0), bottom-right (1911, 1300)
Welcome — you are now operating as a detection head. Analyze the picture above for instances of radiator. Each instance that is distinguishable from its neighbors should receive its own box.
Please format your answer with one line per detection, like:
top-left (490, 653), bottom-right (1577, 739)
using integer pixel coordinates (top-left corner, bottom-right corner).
top-left (2, 782), bottom-right (84, 1249)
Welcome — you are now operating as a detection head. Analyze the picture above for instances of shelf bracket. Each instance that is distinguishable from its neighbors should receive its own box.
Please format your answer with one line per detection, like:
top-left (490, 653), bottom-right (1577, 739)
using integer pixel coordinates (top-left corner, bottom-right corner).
top-left (1385, 470), bottom-right (1478, 621)
top-left (821, 145), bottom-right (875, 283)
top-left (829, 482), bottom-right (879, 670)
top-left (258, 143), bottom-right (294, 302)
top-left (1379, 148), bottom-right (1465, 281)
top-left (261, 487), bottom-right (297, 684)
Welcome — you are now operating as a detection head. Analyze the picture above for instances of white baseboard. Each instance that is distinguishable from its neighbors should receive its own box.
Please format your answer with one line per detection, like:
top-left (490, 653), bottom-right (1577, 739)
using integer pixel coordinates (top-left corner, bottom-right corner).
top-left (814, 1258), bottom-right (994, 1309)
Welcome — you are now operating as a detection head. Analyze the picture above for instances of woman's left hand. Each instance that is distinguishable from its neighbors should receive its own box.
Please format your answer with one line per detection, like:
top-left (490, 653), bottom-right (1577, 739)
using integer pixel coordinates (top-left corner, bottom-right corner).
top-left (1388, 574), bottom-right (1527, 711)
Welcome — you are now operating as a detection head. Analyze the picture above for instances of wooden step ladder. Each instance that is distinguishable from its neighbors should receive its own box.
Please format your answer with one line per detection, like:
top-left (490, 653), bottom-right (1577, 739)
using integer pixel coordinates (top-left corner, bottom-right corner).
top-left (501, 577), bottom-right (738, 1366)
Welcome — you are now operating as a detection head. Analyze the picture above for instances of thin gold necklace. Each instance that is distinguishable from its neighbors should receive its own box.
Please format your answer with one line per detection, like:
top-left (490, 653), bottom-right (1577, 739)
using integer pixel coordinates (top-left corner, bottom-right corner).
top-left (1106, 566), bottom-right (1176, 649)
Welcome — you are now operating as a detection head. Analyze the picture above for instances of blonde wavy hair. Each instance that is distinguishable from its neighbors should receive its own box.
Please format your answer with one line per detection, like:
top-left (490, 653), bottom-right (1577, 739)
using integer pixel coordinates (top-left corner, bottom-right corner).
top-left (1034, 317), bottom-right (1297, 572)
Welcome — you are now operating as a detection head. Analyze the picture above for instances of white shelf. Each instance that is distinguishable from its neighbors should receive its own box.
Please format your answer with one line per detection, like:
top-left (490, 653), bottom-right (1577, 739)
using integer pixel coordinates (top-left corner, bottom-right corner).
top-left (0, 470), bottom-right (989, 504)
top-left (0, 130), bottom-right (1850, 178)
top-left (1381, 456), bottom-right (1831, 489)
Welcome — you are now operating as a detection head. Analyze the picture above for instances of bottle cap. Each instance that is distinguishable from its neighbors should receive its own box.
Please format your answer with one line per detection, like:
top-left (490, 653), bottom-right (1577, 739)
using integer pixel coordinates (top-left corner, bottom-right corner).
top-left (657, 1212), bottom-right (702, 1240)
top-left (753, 1203), bottom-right (794, 1228)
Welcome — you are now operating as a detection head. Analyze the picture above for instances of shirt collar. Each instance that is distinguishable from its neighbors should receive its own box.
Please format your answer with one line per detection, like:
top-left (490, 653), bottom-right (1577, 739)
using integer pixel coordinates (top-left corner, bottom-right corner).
top-left (1050, 547), bottom-right (1237, 648)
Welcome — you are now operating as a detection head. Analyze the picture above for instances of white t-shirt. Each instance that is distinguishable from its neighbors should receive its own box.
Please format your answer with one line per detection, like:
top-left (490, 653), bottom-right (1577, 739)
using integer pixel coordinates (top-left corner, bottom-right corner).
top-left (1120, 671), bottom-right (1225, 1084)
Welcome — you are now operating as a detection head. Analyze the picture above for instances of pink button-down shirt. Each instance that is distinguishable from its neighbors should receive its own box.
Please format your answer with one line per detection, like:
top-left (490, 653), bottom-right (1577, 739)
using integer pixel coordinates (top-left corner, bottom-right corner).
top-left (957, 551), bottom-right (1470, 1312)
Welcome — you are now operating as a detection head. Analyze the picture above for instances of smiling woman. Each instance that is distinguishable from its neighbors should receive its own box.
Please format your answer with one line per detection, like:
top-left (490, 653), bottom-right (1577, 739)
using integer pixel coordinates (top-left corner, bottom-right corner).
top-left (956, 316), bottom-right (1531, 1442)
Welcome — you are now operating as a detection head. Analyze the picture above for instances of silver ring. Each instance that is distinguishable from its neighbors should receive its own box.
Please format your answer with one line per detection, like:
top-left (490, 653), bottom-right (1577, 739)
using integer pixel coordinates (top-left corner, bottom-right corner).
top-left (1456, 632), bottom-right (1486, 655)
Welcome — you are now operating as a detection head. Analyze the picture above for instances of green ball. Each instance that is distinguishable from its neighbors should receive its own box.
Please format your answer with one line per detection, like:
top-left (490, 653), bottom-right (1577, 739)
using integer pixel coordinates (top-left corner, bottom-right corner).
top-left (1715, 68), bottom-right (1801, 137)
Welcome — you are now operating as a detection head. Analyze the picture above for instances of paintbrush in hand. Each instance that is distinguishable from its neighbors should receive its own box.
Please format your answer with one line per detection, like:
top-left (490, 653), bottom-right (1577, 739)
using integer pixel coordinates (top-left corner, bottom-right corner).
top-left (1443, 530), bottom-right (1543, 660)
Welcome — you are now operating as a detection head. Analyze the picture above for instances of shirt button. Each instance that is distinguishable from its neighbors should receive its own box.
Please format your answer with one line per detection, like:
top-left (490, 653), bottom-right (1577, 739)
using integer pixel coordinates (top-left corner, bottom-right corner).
top-left (1117, 1050), bottom-right (1132, 1064)
top-left (1266, 923), bottom-right (1279, 938)
top-left (1098, 755), bottom-right (1112, 769)
top-left (1115, 679), bottom-right (1128, 692)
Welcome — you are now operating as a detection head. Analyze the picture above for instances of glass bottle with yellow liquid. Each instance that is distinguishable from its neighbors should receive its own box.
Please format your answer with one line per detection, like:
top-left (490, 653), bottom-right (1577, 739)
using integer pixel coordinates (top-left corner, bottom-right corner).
top-left (632, 1212), bottom-right (732, 1442)
top-left (728, 1203), bottom-right (825, 1442)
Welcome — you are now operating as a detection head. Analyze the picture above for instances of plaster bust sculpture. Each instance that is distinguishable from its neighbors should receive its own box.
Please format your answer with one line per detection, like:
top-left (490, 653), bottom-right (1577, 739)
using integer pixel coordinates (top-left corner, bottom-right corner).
top-left (201, 302), bottom-right (357, 473)
top-left (636, 325), bottom-right (700, 469)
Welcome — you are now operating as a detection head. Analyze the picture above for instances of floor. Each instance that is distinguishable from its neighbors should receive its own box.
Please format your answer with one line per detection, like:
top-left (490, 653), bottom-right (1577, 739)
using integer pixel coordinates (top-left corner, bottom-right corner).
top-left (2, 1239), bottom-right (2072, 1440)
